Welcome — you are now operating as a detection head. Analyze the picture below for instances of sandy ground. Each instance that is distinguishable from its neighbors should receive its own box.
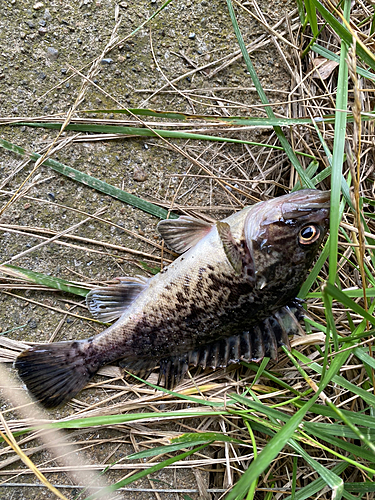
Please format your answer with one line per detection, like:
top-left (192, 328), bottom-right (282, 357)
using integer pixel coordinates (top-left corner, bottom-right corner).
top-left (0, 0), bottom-right (296, 498)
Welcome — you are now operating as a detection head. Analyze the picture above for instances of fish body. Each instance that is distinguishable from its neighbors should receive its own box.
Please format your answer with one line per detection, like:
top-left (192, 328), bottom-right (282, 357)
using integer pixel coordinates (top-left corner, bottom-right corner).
top-left (15, 189), bottom-right (330, 407)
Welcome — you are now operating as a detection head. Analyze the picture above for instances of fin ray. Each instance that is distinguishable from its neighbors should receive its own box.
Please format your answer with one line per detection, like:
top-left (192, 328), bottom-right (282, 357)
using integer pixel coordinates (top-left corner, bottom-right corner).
top-left (15, 341), bottom-right (98, 408)
top-left (157, 216), bottom-right (212, 253)
top-left (86, 277), bottom-right (149, 322)
top-left (157, 305), bottom-right (303, 386)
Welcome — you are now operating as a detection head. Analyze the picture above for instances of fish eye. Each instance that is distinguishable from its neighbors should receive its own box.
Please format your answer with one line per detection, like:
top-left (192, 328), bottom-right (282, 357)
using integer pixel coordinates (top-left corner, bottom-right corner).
top-left (299, 225), bottom-right (320, 245)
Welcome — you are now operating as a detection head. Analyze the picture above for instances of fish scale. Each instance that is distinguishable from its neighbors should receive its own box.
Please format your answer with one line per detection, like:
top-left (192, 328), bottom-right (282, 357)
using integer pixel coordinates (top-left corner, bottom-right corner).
top-left (15, 189), bottom-right (330, 408)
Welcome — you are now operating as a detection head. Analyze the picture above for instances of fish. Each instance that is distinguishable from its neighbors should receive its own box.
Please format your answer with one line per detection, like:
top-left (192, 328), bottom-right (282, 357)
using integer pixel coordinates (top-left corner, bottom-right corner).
top-left (15, 189), bottom-right (330, 407)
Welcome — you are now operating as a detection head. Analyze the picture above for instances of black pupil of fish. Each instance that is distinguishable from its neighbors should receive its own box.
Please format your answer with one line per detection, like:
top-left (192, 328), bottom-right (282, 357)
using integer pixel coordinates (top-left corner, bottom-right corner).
top-left (301, 225), bottom-right (316, 241)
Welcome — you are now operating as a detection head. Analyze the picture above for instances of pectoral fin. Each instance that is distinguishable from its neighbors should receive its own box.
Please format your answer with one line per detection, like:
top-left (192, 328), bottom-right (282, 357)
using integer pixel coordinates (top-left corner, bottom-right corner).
top-left (216, 221), bottom-right (243, 274)
top-left (157, 215), bottom-right (212, 253)
top-left (86, 276), bottom-right (149, 322)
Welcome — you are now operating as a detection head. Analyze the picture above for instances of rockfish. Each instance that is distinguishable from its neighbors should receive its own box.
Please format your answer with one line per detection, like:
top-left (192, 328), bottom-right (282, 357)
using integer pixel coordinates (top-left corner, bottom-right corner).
top-left (15, 189), bottom-right (330, 407)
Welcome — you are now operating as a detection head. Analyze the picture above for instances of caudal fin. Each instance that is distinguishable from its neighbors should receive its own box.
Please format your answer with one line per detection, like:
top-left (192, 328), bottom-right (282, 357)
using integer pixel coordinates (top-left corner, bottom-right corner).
top-left (15, 340), bottom-right (98, 408)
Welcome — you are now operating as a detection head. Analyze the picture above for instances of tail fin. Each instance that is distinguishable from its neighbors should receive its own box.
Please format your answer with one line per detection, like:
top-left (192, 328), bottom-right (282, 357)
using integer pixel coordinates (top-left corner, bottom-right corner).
top-left (15, 340), bottom-right (98, 408)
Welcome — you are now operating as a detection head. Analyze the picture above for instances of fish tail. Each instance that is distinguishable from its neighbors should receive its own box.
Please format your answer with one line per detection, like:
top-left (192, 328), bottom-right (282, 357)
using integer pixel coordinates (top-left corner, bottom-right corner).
top-left (15, 340), bottom-right (99, 408)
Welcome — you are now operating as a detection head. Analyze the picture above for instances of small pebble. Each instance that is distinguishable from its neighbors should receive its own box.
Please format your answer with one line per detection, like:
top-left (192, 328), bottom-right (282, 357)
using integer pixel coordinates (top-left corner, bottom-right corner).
top-left (101, 58), bottom-right (113, 65)
top-left (24, 203), bottom-right (31, 210)
top-left (188, 32), bottom-right (196, 39)
top-left (38, 27), bottom-right (48, 35)
top-left (43, 8), bottom-right (52, 20)
top-left (28, 319), bottom-right (38, 329)
top-left (33, 1), bottom-right (44, 10)
top-left (132, 167), bottom-right (148, 182)
top-left (46, 47), bottom-right (59, 61)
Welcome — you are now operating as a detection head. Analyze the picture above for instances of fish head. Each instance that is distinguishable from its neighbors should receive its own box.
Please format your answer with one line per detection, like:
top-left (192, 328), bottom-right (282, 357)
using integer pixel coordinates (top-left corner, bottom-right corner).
top-left (244, 189), bottom-right (330, 292)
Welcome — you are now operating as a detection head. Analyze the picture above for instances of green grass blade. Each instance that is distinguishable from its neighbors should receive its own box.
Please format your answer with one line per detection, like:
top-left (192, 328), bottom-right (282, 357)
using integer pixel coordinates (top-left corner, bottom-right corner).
top-left (322, 282), bottom-right (375, 327)
top-left (9, 121), bottom-right (317, 159)
top-left (0, 264), bottom-right (89, 297)
top-left (289, 438), bottom-right (344, 499)
top-left (293, 349), bottom-right (375, 408)
top-left (308, 288), bottom-right (375, 299)
top-left (37, 410), bottom-right (229, 431)
top-left (283, 461), bottom-right (349, 500)
top-left (304, 0), bottom-right (319, 36)
top-left (0, 138), bottom-right (177, 220)
top-left (303, 426), bottom-right (375, 462)
top-left (83, 442), bottom-right (210, 500)
top-left (297, 236), bottom-right (329, 298)
top-left (10, 113), bottom-right (375, 135)
top-left (224, 349), bottom-right (350, 500)
top-left (305, 421), bottom-right (375, 439)
top-left (226, 0), bottom-right (314, 189)
top-left (302, 403), bottom-right (375, 429)
top-left (296, 0), bottom-right (306, 24)
top-left (84, 108), bottom-right (321, 126)
top-left (230, 394), bottom-right (292, 423)
top-left (128, 432), bottom-right (246, 460)
top-left (312, 0), bottom-right (375, 71)
top-left (241, 361), bottom-right (304, 396)
top-left (327, 0), bottom-right (350, 285)
top-left (345, 483), bottom-right (375, 493)
top-left (312, 43), bottom-right (375, 81)
top-left (125, 371), bottom-right (237, 407)
top-left (354, 347), bottom-right (375, 371)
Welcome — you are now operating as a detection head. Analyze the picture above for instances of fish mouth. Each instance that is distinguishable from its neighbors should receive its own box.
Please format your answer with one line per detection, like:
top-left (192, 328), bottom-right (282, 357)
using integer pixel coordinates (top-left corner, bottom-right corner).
top-left (281, 189), bottom-right (330, 220)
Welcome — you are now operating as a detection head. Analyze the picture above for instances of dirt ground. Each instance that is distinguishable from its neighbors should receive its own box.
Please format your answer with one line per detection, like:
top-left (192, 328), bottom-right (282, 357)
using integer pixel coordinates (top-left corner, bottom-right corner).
top-left (0, 0), bottom-right (297, 498)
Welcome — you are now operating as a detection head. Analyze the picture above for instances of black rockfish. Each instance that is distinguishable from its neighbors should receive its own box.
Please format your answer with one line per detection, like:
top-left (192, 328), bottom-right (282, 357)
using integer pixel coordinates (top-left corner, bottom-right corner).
top-left (15, 189), bottom-right (330, 407)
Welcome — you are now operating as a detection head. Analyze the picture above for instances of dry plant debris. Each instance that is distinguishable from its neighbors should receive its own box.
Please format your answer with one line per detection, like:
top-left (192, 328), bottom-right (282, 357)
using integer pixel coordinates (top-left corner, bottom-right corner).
top-left (0, 0), bottom-right (375, 499)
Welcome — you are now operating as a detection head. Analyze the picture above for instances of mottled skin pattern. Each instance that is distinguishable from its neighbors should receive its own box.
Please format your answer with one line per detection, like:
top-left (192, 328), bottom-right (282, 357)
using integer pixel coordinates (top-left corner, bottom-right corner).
top-left (15, 189), bottom-right (330, 407)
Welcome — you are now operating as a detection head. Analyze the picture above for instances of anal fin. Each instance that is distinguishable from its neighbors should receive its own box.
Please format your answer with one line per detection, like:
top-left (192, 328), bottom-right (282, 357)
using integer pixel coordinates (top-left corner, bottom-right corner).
top-left (119, 357), bottom-right (156, 382)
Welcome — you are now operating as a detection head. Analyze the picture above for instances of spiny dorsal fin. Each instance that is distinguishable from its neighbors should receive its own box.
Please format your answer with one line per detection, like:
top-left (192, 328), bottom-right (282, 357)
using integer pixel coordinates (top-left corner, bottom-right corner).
top-left (86, 276), bottom-right (149, 322)
top-left (157, 215), bottom-right (212, 253)
top-left (216, 221), bottom-right (243, 275)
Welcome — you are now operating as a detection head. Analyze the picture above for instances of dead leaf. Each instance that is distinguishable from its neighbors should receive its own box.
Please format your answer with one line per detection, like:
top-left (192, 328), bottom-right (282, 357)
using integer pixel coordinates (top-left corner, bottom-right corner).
top-left (311, 57), bottom-right (339, 80)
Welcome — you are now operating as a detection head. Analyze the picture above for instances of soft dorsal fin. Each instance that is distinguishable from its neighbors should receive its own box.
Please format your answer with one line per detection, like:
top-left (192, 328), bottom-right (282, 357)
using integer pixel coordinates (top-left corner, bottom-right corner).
top-left (86, 276), bottom-right (149, 322)
top-left (216, 221), bottom-right (243, 275)
top-left (157, 215), bottom-right (213, 253)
